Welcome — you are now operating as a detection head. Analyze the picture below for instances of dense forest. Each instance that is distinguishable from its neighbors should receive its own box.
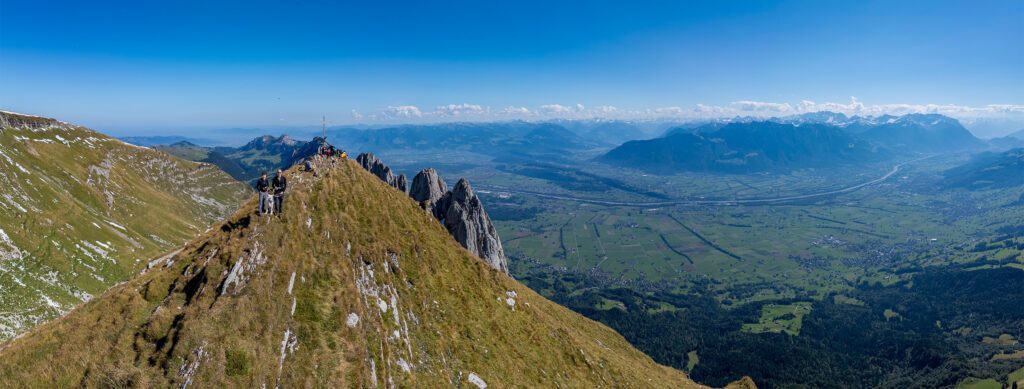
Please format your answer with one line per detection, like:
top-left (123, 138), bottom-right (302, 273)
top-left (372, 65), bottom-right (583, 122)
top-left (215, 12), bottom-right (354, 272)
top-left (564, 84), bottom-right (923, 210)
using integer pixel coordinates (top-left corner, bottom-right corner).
top-left (516, 265), bottom-right (1024, 388)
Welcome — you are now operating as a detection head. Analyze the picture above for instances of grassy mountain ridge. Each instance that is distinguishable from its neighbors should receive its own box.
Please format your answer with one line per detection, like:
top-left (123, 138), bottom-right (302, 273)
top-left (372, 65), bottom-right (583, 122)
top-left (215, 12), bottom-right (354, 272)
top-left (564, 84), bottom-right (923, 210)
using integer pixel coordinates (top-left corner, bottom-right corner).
top-left (157, 135), bottom-right (325, 182)
top-left (0, 157), bottom-right (754, 388)
top-left (0, 111), bottom-right (251, 341)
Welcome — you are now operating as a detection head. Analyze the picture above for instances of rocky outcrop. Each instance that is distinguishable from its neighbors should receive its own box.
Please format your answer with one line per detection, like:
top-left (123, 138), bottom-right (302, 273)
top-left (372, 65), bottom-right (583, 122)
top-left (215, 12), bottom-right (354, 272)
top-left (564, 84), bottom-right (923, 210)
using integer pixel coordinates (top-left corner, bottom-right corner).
top-left (396, 174), bottom-right (408, 194)
top-left (410, 168), bottom-right (448, 218)
top-left (359, 158), bottom-right (509, 274)
top-left (286, 136), bottom-right (328, 168)
top-left (356, 153), bottom-right (407, 193)
top-left (410, 169), bottom-right (507, 273)
top-left (0, 110), bottom-right (76, 132)
top-left (437, 178), bottom-right (508, 273)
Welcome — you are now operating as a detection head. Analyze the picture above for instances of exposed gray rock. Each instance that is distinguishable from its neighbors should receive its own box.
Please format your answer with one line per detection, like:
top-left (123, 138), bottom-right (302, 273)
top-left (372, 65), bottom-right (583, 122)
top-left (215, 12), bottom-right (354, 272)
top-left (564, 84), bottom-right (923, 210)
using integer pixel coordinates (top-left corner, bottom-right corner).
top-left (356, 153), bottom-right (406, 193)
top-left (437, 179), bottom-right (508, 273)
top-left (396, 174), bottom-right (408, 193)
top-left (358, 154), bottom-right (508, 274)
top-left (410, 168), bottom-right (448, 218)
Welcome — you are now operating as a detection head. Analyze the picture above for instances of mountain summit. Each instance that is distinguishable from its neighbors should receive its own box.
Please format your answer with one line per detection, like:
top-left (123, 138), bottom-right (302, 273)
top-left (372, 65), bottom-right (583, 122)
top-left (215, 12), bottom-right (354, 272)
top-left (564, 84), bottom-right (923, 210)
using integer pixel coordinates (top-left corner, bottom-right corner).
top-left (0, 155), bottom-right (753, 388)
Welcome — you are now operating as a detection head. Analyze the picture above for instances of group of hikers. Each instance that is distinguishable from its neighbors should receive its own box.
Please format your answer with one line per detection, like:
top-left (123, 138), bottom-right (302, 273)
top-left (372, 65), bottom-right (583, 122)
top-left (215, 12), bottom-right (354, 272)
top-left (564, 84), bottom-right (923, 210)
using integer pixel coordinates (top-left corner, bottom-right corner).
top-left (320, 144), bottom-right (346, 158)
top-left (256, 169), bottom-right (287, 216)
top-left (255, 143), bottom-right (347, 216)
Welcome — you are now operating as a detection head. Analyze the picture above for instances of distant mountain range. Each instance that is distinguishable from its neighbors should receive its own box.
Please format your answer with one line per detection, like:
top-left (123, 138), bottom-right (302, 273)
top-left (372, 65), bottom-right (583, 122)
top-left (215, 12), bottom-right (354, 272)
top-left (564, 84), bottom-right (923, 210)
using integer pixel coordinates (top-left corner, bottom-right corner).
top-left (1008, 128), bottom-right (1024, 140)
top-left (602, 113), bottom-right (984, 173)
top-left (155, 135), bottom-right (326, 182)
top-left (119, 135), bottom-right (220, 147)
top-left (943, 148), bottom-right (1024, 190)
top-left (156, 122), bottom-right (606, 181)
top-left (601, 121), bottom-right (888, 173)
top-left (331, 121), bottom-right (603, 162)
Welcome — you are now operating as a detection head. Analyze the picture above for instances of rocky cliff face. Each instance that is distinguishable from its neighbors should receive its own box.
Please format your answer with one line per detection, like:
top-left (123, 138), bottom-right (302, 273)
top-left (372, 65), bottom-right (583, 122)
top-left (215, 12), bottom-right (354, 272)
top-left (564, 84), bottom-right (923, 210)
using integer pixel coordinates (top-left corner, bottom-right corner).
top-left (356, 153), bottom-right (407, 193)
top-left (410, 168), bottom-right (448, 218)
top-left (360, 157), bottom-right (509, 273)
top-left (439, 178), bottom-right (509, 273)
top-left (410, 169), bottom-right (508, 273)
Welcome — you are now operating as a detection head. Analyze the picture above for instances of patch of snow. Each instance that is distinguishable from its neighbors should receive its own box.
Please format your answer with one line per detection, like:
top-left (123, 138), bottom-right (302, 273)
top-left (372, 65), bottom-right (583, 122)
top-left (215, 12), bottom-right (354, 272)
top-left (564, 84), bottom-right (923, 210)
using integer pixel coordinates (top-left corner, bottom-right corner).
top-left (105, 220), bottom-right (127, 231)
top-left (290, 298), bottom-right (296, 317)
top-left (287, 271), bottom-right (296, 294)
top-left (377, 298), bottom-right (388, 313)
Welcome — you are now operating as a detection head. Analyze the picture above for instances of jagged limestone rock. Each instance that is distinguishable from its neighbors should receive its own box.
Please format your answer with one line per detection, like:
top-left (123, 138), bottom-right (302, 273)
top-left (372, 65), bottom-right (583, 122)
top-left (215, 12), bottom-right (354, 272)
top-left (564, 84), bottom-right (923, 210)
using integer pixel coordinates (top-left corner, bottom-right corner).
top-left (356, 153), bottom-right (405, 192)
top-left (439, 179), bottom-right (509, 274)
top-left (410, 168), bottom-right (448, 217)
top-left (396, 173), bottom-right (408, 193)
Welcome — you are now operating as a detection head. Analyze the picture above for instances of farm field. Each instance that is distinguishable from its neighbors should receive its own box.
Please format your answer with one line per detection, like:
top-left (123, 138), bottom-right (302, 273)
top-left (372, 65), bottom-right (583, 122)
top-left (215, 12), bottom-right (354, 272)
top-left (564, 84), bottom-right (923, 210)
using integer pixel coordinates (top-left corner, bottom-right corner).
top-left (487, 154), bottom-right (1024, 307)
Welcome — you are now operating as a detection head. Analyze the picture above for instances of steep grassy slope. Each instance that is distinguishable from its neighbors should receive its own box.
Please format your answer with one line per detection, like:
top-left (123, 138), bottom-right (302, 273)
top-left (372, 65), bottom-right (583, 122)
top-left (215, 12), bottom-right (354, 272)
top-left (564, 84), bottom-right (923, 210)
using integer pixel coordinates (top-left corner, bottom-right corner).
top-left (0, 157), bottom-right (754, 388)
top-left (0, 111), bottom-right (251, 341)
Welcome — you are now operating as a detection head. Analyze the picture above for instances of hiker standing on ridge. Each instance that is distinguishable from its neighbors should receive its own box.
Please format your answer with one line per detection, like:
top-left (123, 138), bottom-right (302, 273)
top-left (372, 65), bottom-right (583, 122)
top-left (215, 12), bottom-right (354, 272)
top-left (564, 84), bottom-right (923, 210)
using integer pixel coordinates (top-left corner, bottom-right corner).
top-left (273, 168), bottom-right (287, 216)
top-left (256, 171), bottom-right (270, 215)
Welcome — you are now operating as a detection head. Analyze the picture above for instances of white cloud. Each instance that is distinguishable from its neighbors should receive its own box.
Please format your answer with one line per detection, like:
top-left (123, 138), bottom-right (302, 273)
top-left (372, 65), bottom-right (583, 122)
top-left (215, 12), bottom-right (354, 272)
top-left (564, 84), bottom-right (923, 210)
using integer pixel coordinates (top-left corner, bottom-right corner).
top-left (432, 103), bottom-right (486, 117)
top-left (500, 106), bottom-right (532, 116)
top-left (730, 101), bottom-right (793, 112)
top-left (349, 98), bottom-right (1024, 128)
top-left (731, 97), bottom-right (1024, 119)
top-left (539, 104), bottom-right (573, 114)
top-left (376, 105), bottom-right (422, 119)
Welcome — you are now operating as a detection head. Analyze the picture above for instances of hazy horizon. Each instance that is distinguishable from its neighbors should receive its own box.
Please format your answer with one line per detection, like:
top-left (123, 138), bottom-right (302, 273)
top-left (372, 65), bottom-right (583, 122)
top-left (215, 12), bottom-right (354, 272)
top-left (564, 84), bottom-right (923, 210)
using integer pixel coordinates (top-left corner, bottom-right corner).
top-left (2, 0), bottom-right (1021, 135)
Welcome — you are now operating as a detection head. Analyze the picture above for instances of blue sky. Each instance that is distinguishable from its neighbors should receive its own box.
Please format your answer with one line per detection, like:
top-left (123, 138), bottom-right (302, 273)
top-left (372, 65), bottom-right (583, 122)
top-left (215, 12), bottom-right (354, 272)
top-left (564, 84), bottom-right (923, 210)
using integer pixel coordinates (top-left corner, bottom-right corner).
top-left (1, 0), bottom-right (1021, 134)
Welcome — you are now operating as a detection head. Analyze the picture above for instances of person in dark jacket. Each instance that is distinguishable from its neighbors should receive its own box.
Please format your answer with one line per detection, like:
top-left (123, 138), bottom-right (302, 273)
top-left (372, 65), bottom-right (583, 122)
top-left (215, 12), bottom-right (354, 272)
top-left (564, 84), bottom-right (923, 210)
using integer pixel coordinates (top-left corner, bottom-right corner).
top-left (272, 168), bottom-right (287, 216)
top-left (256, 171), bottom-right (270, 215)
